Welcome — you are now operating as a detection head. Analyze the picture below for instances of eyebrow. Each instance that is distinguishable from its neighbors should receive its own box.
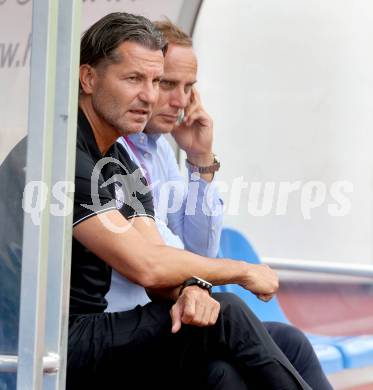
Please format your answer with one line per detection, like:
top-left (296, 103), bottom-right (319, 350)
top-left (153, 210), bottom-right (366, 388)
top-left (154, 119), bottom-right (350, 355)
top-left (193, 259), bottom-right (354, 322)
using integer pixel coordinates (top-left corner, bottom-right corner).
top-left (161, 78), bottom-right (197, 85)
top-left (122, 71), bottom-right (163, 79)
top-left (120, 71), bottom-right (144, 77)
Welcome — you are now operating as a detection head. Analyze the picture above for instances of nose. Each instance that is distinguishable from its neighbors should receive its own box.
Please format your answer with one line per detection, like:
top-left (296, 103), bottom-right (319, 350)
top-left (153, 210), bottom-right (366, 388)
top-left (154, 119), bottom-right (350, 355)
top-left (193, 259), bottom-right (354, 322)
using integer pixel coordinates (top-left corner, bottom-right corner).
top-left (170, 87), bottom-right (188, 109)
top-left (138, 82), bottom-right (158, 105)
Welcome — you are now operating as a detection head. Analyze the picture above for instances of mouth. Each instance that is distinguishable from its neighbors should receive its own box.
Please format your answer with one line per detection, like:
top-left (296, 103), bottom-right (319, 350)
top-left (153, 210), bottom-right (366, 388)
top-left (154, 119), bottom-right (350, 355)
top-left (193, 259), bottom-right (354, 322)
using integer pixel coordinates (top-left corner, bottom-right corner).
top-left (160, 112), bottom-right (178, 118)
top-left (129, 109), bottom-right (149, 117)
top-left (159, 113), bottom-right (179, 121)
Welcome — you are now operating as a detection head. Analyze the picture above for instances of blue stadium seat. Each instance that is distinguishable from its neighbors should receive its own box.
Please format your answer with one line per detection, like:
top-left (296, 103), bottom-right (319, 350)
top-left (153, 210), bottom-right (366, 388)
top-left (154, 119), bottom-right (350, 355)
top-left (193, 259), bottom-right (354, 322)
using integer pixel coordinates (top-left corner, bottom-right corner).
top-left (218, 227), bottom-right (373, 373)
top-left (218, 230), bottom-right (289, 323)
top-left (312, 344), bottom-right (344, 374)
top-left (212, 285), bottom-right (227, 293)
top-left (336, 336), bottom-right (373, 368)
top-left (308, 335), bottom-right (373, 369)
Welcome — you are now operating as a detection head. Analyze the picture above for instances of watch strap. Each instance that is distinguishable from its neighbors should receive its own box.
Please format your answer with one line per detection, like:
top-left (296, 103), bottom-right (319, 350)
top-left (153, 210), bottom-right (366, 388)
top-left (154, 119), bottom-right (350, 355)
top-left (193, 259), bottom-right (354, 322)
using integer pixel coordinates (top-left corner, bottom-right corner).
top-left (179, 276), bottom-right (213, 296)
top-left (185, 154), bottom-right (220, 174)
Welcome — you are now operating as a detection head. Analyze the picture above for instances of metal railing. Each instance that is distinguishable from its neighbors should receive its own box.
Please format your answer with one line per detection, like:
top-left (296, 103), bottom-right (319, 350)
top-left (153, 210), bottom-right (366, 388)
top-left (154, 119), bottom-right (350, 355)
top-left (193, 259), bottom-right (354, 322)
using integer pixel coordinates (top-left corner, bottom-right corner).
top-left (263, 257), bottom-right (373, 278)
top-left (0, 354), bottom-right (59, 374)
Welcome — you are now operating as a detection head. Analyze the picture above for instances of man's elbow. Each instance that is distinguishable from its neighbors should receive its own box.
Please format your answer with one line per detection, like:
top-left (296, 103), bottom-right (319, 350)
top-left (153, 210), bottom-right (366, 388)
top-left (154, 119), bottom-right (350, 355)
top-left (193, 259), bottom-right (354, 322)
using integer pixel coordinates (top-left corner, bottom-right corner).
top-left (131, 253), bottom-right (167, 289)
top-left (136, 265), bottom-right (166, 289)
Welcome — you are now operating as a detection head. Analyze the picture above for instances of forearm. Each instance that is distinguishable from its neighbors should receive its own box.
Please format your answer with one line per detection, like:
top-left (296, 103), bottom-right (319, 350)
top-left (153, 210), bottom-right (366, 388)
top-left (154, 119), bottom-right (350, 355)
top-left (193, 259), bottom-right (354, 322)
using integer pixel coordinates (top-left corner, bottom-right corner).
top-left (74, 211), bottom-right (253, 293)
top-left (146, 243), bottom-right (248, 288)
top-left (146, 286), bottom-right (181, 303)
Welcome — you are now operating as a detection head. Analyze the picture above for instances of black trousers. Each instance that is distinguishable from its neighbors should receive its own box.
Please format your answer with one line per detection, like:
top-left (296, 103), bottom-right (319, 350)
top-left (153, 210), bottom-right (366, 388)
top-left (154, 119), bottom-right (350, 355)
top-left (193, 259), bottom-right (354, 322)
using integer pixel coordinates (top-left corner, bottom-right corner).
top-left (265, 322), bottom-right (333, 390)
top-left (67, 293), bottom-right (312, 390)
top-left (206, 323), bottom-right (333, 390)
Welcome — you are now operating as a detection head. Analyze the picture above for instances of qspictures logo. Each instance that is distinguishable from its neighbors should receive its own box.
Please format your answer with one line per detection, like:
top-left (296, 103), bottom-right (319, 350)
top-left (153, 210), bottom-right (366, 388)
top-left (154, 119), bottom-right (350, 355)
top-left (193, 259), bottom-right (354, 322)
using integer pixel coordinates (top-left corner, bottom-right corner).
top-left (21, 155), bottom-right (354, 229)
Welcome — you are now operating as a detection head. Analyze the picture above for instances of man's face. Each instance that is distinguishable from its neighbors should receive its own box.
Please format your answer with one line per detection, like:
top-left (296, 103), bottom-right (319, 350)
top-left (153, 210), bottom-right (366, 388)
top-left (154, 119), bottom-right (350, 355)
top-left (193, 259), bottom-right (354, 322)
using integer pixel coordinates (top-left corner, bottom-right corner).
top-left (89, 41), bottom-right (164, 135)
top-left (145, 44), bottom-right (197, 134)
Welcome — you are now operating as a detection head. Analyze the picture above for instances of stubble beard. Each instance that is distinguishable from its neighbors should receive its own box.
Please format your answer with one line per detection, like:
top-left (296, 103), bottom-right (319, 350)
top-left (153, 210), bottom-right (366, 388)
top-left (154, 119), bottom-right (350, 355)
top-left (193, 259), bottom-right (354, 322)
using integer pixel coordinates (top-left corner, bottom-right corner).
top-left (145, 115), bottom-right (174, 135)
top-left (91, 92), bottom-right (128, 136)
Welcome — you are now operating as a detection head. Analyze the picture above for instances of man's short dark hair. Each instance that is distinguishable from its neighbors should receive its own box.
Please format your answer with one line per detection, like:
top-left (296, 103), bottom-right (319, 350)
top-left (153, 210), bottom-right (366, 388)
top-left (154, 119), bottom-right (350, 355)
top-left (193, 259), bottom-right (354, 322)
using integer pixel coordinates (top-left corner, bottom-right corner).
top-left (80, 12), bottom-right (167, 68)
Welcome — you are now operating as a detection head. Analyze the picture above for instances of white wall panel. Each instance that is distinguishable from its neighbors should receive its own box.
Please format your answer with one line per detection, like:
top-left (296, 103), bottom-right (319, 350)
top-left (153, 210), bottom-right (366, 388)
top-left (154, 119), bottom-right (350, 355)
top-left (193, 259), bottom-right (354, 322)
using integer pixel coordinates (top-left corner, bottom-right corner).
top-left (194, 0), bottom-right (373, 264)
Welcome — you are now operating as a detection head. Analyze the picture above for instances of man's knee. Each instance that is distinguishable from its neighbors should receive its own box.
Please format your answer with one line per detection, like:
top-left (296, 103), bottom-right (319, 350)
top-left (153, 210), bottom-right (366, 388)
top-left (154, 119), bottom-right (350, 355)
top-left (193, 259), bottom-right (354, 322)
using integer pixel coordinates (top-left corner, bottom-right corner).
top-left (212, 292), bottom-right (248, 310)
top-left (265, 322), bottom-right (314, 357)
top-left (207, 360), bottom-right (247, 390)
top-left (207, 360), bottom-right (234, 380)
top-left (264, 322), bottom-right (331, 388)
top-left (212, 292), bottom-right (264, 330)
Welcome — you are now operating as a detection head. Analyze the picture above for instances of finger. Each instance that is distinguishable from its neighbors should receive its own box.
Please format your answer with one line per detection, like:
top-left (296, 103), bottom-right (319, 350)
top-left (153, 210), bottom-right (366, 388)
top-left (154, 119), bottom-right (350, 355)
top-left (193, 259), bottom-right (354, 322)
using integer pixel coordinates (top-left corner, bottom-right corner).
top-left (201, 300), bottom-right (213, 326)
top-left (257, 293), bottom-right (273, 302)
top-left (181, 296), bottom-right (196, 324)
top-left (170, 302), bottom-right (182, 333)
top-left (185, 110), bottom-right (207, 127)
top-left (191, 87), bottom-right (201, 104)
top-left (208, 302), bottom-right (221, 326)
top-left (183, 88), bottom-right (201, 119)
top-left (183, 98), bottom-right (199, 120)
top-left (192, 299), bottom-right (206, 326)
top-left (264, 293), bottom-right (274, 301)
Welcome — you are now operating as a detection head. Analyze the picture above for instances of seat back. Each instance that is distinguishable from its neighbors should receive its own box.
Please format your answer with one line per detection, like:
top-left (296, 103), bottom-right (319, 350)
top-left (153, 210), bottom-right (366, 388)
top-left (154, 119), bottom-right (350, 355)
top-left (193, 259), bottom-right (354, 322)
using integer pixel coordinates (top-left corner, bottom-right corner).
top-left (219, 227), bottom-right (289, 323)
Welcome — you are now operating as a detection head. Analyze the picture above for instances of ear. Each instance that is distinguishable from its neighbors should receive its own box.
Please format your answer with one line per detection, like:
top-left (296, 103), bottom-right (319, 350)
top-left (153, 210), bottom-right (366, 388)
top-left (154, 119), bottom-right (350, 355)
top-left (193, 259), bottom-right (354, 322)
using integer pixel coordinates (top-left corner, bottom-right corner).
top-left (79, 64), bottom-right (96, 95)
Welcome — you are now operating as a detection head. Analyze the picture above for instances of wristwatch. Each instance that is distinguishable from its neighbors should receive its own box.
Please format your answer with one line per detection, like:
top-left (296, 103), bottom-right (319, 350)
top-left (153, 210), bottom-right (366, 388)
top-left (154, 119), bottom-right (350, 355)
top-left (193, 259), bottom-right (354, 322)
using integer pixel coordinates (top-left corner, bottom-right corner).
top-left (185, 154), bottom-right (221, 174)
top-left (179, 276), bottom-right (213, 296)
